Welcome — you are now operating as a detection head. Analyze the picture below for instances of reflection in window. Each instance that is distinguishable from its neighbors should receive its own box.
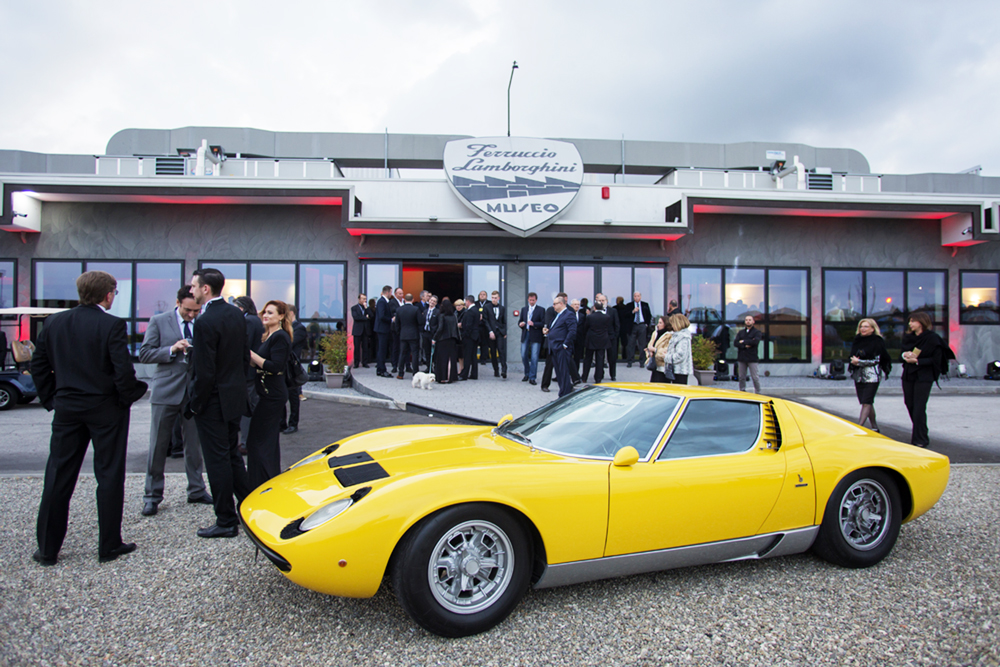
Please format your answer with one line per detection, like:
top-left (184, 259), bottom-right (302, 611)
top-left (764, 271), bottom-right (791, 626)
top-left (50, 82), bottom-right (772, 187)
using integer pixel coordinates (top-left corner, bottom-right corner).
top-left (364, 264), bottom-right (399, 305)
top-left (203, 263), bottom-right (247, 303)
top-left (724, 268), bottom-right (764, 321)
top-left (467, 264), bottom-right (504, 303)
top-left (601, 266), bottom-right (632, 305)
top-left (528, 266), bottom-right (560, 304)
top-left (908, 272), bottom-right (946, 321)
top-left (680, 267), bottom-right (722, 325)
top-left (251, 263), bottom-right (295, 309)
top-left (634, 267), bottom-right (664, 317)
top-left (660, 400), bottom-right (761, 460)
top-left (137, 263), bottom-right (183, 318)
top-left (0, 260), bottom-right (15, 309)
top-left (88, 262), bottom-right (133, 319)
top-left (866, 271), bottom-right (904, 319)
top-left (34, 261), bottom-right (83, 307)
top-left (961, 272), bottom-right (1000, 323)
top-left (299, 264), bottom-right (345, 320)
top-left (562, 266), bottom-right (594, 305)
top-left (769, 270), bottom-right (808, 321)
top-left (824, 270), bottom-right (862, 320)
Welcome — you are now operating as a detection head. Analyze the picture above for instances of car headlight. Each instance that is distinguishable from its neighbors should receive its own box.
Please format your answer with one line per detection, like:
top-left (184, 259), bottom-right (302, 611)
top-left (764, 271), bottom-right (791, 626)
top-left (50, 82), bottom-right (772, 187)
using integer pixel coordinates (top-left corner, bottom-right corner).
top-left (300, 498), bottom-right (353, 531)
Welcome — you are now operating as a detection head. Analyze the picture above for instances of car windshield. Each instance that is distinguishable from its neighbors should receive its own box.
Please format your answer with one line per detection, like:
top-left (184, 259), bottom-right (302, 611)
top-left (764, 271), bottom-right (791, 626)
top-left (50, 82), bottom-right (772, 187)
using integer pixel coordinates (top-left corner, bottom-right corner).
top-left (499, 386), bottom-right (680, 459)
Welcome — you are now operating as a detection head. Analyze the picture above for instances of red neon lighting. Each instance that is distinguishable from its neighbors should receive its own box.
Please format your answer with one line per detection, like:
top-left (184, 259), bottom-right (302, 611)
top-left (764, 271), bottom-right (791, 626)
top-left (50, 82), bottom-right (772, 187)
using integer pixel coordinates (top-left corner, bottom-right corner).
top-left (692, 204), bottom-right (950, 220)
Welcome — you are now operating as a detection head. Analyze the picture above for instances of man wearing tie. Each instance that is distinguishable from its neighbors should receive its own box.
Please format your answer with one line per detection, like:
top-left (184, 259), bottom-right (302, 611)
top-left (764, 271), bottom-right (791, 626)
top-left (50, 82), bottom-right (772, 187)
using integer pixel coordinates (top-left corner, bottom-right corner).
top-left (626, 291), bottom-right (652, 368)
top-left (483, 290), bottom-right (507, 379)
top-left (187, 268), bottom-right (251, 539)
top-left (545, 295), bottom-right (578, 398)
top-left (351, 293), bottom-right (369, 369)
top-left (418, 295), bottom-right (439, 373)
top-left (518, 292), bottom-right (545, 384)
top-left (31, 270), bottom-right (147, 565)
top-left (374, 286), bottom-right (393, 377)
top-left (138, 285), bottom-right (211, 517)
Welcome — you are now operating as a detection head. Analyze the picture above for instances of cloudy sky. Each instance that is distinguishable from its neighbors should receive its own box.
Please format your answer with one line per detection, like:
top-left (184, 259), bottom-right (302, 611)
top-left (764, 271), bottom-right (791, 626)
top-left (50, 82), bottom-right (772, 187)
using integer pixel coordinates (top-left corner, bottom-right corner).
top-left (3, 0), bottom-right (999, 175)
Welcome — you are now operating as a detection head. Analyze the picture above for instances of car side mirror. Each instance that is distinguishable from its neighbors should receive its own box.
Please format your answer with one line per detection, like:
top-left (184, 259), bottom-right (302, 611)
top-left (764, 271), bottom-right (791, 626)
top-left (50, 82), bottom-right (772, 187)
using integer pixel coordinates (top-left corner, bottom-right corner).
top-left (497, 414), bottom-right (513, 428)
top-left (612, 446), bottom-right (639, 467)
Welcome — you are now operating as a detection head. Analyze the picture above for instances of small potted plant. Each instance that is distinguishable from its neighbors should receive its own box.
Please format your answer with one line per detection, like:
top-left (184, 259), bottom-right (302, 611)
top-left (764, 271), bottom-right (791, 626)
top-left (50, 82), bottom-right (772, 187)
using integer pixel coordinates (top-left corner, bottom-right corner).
top-left (691, 335), bottom-right (718, 386)
top-left (318, 331), bottom-right (349, 388)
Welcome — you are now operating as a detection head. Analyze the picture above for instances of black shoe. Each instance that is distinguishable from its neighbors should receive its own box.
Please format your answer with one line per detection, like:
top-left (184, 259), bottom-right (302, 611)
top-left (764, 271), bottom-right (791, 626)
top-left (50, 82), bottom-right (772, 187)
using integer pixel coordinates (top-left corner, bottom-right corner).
top-left (99, 542), bottom-right (137, 563)
top-left (197, 524), bottom-right (238, 539)
top-left (627, 363), bottom-right (633, 368)
top-left (378, 371), bottom-right (392, 378)
top-left (187, 494), bottom-right (214, 505)
top-left (495, 371), bottom-right (500, 377)
top-left (141, 502), bottom-right (158, 516)
top-left (456, 376), bottom-right (468, 382)
top-left (572, 379), bottom-right (582, 386)
top-left (541, 386), bottom-right (550, 393)
top-left (609, 377), bottom-right (616, 382)
top-left (522, 376), bottom-right (529, 382)
top-left (282, 426), bottom-right (298, 434)
top-left (529, 379), bottom-right (537, 385)
top-left (362, 364), bottom-right (370, 368)
top-left (32, 550), bottom-right (57, 567)
top-left (501, 373), bottom-right (507, 379)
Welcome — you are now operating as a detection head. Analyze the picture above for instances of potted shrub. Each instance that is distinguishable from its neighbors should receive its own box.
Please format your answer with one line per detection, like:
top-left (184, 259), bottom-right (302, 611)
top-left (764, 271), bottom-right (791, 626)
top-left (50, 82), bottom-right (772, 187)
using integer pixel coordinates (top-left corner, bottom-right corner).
top-left (691, 335), bottom-right (718, 386)
top-left (318, 331), bottom-right (349, 388)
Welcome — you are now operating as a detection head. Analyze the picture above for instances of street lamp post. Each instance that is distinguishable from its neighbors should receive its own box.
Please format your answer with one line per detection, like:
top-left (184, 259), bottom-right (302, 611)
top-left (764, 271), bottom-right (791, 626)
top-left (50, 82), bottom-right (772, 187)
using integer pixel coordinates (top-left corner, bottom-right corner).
top-left (507, 61), bottom-right (518, 137)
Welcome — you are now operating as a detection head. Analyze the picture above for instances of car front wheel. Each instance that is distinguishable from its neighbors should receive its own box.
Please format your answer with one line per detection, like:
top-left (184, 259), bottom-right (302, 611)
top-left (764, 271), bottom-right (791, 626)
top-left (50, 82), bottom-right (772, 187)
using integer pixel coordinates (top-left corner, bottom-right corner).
top-left (392, 504), bottom-right (532, 637)
top-left (0, 384), bottom-right (20, 411)
top-left (813, 468), bottom-right (901, 568)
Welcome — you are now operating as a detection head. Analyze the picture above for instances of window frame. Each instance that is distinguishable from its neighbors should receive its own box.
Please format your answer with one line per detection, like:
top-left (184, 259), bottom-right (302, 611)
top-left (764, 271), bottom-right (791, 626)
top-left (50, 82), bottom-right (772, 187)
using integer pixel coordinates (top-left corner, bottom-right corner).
top-left (524, 261), bottom-right (668, 315)
top-left (653, 397), bottom-right (764, 462)
top-left (678, 264), bottom-right (812, 364)
top-left (959, 269), bottom-right (1000, 325)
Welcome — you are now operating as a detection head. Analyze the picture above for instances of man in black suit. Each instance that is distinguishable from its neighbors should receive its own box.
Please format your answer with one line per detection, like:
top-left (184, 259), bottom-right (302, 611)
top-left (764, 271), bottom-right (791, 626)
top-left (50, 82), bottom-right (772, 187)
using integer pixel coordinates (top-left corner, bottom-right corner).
top-left (31, 270), bottom-right (147, 566)
top-left (570, 298), bottom-right (587, 379)
top-left (597, 293), bottom-right (620, 381)
top-left (613, 296), bottom-right (632, 364)
top-left (350, 293), bottom-right (369, 369)
top-left (458, 294), bottom-right (481, 381)
top-left (374, 286), bottom-right (393, 377)
top-left (518, 292), bottom-right (545, 384)
top-left (393, 293), bottom-right (421, 379)
top-left (476, 291), bottom-right (491, 366)
top-left (389, 287), bottom-right (405, 375)
top-left (281, 305), bottom-right (308, 434)
top-left (625, 291), bottom-right (653, 368)
top-left (188, 268), bottom-right (252, 538)
top-left (418, 295), bottom-right (439, 373)
top-left (545, 295), bottom-right (578, 398)
top-left (234, 296), bottom-right (263, 452)
top-left (582, 300), bottom-right (612, 383)
top-left (541, 293), bottom-right (580, 392)
top-left (483, 290), bottom-right (507, 379)
top-left (667, 299), bottom-right (682, 317)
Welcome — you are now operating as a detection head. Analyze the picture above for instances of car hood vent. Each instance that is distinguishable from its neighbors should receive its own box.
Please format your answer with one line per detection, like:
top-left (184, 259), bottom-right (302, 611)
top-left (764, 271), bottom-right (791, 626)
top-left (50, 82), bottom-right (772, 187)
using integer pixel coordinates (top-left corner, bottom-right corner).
top-left (763, 401), bottom-right (783, 451)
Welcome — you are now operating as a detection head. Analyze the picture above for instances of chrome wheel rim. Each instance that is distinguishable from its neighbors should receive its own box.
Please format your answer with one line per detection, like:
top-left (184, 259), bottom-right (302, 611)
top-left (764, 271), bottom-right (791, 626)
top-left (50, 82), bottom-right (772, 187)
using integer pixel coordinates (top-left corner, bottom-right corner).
top-left (839, 479), bottom-right (891, 551)
top-left (427, 519), bottom-right (514, 614)
top-left (0, 388), bottom-right (10, 408)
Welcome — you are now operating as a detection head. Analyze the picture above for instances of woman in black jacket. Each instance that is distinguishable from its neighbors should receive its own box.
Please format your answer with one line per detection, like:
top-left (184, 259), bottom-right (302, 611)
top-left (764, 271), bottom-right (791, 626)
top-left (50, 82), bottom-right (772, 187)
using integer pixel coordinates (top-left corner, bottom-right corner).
top-left (849, 318), bottom-right (891, 432)
top-left (457, 295), bottom-right (480, 381)
top-left (247, 300), bottom-right (292, 489)
top-left (900, 311), bottom-right (944, 448)
top-left (433, 298), bottom-right (460, 384)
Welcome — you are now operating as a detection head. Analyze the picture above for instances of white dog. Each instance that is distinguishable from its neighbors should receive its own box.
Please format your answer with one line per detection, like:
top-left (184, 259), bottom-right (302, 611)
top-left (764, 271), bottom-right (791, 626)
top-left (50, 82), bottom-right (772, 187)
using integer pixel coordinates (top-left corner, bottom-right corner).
top-left (412, 372), bottom-right (436, 390)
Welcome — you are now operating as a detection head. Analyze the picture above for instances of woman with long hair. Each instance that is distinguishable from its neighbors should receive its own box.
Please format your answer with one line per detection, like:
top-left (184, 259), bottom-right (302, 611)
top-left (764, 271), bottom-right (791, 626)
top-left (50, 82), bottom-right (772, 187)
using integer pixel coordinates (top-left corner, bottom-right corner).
top-left (664, 314), bottom-right (693, 385)
top-left (849, 317), bottom-right (890, 432)
top-left (433, 298), bottom-right (460, 384)
top-left (246, 299), bottom-right (292, 488)
top-left (644, 316), bottom-right (673, 382)
top-left (900, 311), bottom-right (944, 447)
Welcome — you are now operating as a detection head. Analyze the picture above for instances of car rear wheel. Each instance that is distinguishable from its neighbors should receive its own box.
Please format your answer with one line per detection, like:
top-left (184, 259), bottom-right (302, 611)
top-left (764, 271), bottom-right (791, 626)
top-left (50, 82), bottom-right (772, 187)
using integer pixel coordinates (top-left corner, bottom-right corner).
top-left (813, 469), bottom-right (901, 568)
top-left (0, 384), bottom-right (20, 411)
top-left (391, 504), bottom-right (531, 637)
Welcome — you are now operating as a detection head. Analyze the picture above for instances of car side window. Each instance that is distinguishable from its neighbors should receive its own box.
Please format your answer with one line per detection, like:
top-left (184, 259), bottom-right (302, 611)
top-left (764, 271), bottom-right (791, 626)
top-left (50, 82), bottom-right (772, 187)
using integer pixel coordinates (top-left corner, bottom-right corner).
top-left (658, 399), bottom-right (761, 460)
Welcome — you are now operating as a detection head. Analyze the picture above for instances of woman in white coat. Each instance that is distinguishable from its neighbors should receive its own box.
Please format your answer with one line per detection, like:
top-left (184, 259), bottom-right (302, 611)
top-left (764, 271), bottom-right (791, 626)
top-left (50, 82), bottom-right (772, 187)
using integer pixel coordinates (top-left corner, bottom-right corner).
top-left (665, 314), bottom-right (693, 385)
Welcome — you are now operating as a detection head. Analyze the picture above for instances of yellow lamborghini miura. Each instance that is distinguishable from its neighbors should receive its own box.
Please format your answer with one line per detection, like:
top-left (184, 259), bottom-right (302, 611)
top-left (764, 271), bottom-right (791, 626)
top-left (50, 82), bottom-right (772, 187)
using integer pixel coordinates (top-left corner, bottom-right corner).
top-left (239, 384), bottom-right (950, 637)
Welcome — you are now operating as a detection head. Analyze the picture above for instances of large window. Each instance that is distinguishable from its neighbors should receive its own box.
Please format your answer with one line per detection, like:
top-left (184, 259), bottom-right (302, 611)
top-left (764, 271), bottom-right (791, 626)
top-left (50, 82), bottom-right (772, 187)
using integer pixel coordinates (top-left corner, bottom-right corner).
top-left (960, 271), bottom-right (1000, 323)
top-left (32, 260), bottom-right (184, 354)
top-left (526, 263), bottom-right (666, 314)
top-left (823, 269), bottom-right (947, 360)
top-left (201, 260), bottom-right (347, 332)
top-left (679, 266), bottom-right (809, 363)
top-left (1, 259), bottom-right (17, 367)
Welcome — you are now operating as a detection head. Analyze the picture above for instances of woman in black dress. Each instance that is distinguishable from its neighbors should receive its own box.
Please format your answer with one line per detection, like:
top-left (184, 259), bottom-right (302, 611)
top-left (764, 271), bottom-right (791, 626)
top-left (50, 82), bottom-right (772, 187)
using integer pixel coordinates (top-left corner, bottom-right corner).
top-left (900, 311), bottom-right (944, 448)
top-left (848, 318), bottom-right (890, 432)
top-left (247, 299), bottom-right (292, 489)
top-left (433, 298), bottom-right (460, 384)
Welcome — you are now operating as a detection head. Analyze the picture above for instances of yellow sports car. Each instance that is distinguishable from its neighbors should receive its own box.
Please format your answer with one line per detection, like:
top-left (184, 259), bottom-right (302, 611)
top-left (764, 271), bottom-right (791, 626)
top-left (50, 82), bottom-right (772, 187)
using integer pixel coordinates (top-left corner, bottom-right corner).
top-left (239, 384), bottom-right (949, 637)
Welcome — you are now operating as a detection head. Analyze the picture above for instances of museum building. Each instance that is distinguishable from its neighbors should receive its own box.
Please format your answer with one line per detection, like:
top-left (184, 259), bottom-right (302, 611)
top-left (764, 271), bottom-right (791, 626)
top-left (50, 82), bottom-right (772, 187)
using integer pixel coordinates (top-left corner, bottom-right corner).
top-left (2, 126), bottom-right (1000, 375)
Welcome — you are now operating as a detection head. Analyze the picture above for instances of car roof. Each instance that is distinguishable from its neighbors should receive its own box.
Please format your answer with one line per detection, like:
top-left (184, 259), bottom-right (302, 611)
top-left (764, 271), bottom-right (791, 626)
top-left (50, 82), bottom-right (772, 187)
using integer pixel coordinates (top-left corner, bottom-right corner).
top-left (596, 382), bottom-right (772, 403)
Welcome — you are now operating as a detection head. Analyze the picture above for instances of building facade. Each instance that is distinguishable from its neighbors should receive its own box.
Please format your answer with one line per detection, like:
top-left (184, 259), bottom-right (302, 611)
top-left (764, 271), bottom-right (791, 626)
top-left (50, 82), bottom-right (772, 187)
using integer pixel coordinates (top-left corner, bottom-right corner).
top-left (2, 127), bottom-right (999, 375)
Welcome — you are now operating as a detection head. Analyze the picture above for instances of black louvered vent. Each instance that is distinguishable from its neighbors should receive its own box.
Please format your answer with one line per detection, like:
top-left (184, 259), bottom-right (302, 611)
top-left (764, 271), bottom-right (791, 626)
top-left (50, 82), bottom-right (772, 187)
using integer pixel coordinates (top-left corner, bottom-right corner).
top-left (155, 157), bottom-right (186, 176)
top-left (763, 401), bottom-right (782, 451)
top-left (807, 172), bottom-right (834, 190)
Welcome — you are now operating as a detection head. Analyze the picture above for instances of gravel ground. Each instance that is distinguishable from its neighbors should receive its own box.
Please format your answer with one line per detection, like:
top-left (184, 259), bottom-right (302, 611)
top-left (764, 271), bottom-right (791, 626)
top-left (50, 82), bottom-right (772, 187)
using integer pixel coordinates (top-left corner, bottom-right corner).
top-left (1, 468), bottom-right (997, 667)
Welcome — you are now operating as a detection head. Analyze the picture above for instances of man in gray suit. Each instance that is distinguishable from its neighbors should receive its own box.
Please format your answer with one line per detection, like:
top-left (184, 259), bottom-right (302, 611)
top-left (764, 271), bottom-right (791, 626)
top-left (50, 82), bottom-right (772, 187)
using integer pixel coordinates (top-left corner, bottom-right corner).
top-left (138, 285), bottom-right (212, 516)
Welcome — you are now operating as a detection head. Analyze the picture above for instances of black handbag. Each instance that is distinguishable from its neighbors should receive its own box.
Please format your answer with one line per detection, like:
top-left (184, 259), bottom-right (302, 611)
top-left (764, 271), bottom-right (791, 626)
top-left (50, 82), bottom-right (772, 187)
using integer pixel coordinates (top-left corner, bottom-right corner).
top-left (645, 355), bottom-right (657, 371)
top-left (287, 352), bottom-right (308, 387)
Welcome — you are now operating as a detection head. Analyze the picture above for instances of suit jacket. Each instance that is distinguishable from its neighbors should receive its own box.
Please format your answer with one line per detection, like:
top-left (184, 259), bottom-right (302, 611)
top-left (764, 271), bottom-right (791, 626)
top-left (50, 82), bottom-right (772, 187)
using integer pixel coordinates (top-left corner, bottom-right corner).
top-left (290, 320), bottom-right (308, 357)
top-left (608, 306), bottom-right (621, 343)
top-left (418, 306), bottom-right (439, 338)
top-left (585, 309), bottom-right (613, 349)
top-left (374, 296), bottom-right (392, 334)
top-left (31, 304), bottom-right (145, 412)
top-left (350, 303), bottom-right (367, 336)
top-left (190, 298), bottom-right (250, 423)
top-left (614, 303), bottom-right (634, 335)
top-left (546, 308), bottom-right (577, 352)
top-left (244, 312), bottom-right (264, 381)
top-left (138, 309), bottom-right (194, 406)
top-left (458, 306), bottom-right (481, 342)
top-left (518, 303), bottom-right (545, 344)
top-left (572, 309), bottom-right (587, 355)
top-left (393, 303), bottom-right (421, 341)
top-left (627, 301), bottom-right (653, 329)
top-left (483, 303), bottom-right (507, 338)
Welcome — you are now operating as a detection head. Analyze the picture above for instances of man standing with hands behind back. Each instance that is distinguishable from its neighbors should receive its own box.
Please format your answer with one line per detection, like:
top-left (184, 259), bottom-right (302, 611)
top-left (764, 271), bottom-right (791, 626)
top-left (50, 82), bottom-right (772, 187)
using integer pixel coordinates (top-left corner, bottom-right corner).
top-left (626, 291), bottom-right (652, 368)
top-left (187, 268), bottom-right (251, 538)
top-left (138, 285), bottom-right (211, 517)
top-left (31, 270), bottom-right (147, 566)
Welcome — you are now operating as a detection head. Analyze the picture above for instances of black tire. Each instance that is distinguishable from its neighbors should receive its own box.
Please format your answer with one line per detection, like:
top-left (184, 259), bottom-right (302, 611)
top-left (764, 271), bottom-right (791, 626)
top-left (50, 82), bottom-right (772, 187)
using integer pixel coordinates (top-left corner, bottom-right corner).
top-left (0, 384), bottom-right (20, 411)
top-left (813, 468), bottom-right (901, 568)
top-left (391, 503), bottom-right (531, 637)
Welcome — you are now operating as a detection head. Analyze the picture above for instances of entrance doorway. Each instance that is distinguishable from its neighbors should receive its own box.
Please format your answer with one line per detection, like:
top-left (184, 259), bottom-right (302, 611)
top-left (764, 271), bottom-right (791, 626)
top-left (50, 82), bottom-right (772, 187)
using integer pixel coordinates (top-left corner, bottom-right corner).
top-left (403, 262), bottom-right (464, 301)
